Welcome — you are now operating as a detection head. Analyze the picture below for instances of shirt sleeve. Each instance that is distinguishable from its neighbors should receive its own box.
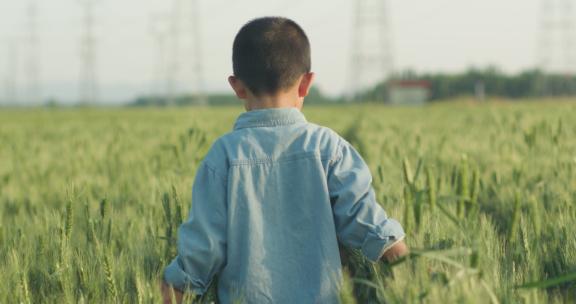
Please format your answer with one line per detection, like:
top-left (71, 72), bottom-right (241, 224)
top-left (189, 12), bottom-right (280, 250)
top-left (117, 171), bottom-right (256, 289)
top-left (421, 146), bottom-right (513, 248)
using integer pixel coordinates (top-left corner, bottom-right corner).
top-left (164, 160), bottom-right (227, 294)
top-left (328, 139), bottom-right (405, 262)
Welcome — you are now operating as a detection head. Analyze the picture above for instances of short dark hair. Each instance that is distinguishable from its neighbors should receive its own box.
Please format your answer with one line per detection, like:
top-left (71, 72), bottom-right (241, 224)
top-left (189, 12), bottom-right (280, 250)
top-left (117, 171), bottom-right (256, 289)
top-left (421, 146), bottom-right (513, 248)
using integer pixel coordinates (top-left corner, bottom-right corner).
top-left (232, 17), bottom-right (311, 96)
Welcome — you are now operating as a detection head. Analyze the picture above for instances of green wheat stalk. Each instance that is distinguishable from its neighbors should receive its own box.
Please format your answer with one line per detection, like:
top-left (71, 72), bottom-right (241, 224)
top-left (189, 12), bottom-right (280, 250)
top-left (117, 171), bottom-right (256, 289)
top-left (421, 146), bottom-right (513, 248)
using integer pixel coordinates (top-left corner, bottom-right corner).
top-left (457, 156), bottom-right (469, 218)
top-left (19, 272), bottom-right (31, 304)
top-left (426, 168), bottom-right (437, 211)
top-left (103, 254), bottom-right (118, 302)
top-left (508, 191), bottom-right (522, 242)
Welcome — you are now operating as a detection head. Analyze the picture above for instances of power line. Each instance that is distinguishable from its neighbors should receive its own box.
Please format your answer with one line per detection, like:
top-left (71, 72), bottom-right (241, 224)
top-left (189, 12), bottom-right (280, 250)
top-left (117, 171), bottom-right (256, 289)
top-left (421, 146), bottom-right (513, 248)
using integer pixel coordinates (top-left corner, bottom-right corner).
top-left (165, 0), bottom-right (205, 105)
top-left (349, 0), bottom-right (394, 101)
top-left (148, 14), bottom-right (170, 99)
top-left (26, 1), bottom-right (41, 105)
top-left (165, 0), bottom-right (183, 105)
top-left (78, 0), bottom-right (99, 105)
top-left (4, 41), bottom-right (19, 105)
top-left (188, 0), bottom-right (206, 104)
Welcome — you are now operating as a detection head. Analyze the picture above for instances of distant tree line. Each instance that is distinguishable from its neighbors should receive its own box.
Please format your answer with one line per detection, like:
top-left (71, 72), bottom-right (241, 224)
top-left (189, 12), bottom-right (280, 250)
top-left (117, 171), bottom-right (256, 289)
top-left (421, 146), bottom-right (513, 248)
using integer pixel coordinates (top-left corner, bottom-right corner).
top-left (130, 67), bottom-right (576, 106)
top-left (130, 86), bottom-right (344, 106)
top-left (412, 67), bottom-right (576, 100)
top-left (358, 67), bottom-right (576, 102)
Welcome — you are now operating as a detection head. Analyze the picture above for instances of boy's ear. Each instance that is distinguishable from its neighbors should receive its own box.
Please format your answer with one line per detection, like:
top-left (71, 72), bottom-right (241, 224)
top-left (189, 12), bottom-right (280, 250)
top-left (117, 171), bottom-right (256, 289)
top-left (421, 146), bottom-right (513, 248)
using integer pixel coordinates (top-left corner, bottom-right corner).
top-left (228, 76), bottom-right (248, 99)
top-left (298, 72), bottom-right (315, 98)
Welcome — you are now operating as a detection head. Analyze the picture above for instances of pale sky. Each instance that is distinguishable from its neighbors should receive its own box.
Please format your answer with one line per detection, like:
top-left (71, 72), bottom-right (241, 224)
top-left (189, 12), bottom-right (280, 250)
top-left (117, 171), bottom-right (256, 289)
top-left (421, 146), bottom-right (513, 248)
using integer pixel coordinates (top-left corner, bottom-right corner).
top-left (0, 0), bottom-right (543, 103)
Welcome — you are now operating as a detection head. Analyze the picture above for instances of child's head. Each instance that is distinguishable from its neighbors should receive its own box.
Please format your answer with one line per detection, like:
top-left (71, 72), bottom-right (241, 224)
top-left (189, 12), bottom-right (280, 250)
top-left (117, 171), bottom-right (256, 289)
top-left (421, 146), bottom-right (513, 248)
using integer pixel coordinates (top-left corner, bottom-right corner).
top-left (229, 17), bottom-right (314, 110)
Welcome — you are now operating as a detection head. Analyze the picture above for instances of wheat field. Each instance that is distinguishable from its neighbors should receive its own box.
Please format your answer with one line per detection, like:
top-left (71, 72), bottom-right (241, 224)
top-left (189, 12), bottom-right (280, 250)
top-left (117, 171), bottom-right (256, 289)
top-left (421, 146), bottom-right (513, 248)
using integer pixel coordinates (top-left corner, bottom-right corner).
top-left (1, 101), bottom-right (575, 303)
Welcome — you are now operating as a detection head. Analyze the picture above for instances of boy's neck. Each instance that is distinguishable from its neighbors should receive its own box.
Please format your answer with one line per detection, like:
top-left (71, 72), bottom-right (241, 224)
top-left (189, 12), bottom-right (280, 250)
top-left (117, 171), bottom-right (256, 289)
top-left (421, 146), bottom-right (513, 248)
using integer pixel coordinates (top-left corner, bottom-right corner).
top-left (244, 90), bottom-right (303, 111)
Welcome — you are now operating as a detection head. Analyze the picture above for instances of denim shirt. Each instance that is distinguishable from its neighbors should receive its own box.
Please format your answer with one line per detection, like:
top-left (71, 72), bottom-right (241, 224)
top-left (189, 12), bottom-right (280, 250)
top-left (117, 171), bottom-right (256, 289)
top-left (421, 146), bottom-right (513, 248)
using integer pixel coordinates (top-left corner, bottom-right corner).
top-left (164, 108), bottom-right (405, 303)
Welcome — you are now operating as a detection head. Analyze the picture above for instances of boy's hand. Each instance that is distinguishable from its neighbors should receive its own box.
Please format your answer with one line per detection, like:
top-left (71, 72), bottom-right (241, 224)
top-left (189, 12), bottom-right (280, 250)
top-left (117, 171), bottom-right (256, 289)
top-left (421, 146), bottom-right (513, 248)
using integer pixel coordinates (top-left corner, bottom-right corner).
top-left (160, 280), bottom-right (183, 304)
top-left (382, 240), bottom-right (409, 263)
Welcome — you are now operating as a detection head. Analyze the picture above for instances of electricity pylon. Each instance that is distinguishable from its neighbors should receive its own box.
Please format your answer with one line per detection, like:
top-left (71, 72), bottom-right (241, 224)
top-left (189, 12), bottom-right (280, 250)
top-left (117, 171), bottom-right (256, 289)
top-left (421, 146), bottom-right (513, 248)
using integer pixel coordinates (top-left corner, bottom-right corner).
top-left (26, 1), bottom-right (41, 104)
top-left (78, 0), bottom-right (98, 105)
top-left (538, 0), bottom-right (576, 95)
top-left (349, 0), bottom-right (394, 101)
top-left (165, 0), bottom-right (205, 105)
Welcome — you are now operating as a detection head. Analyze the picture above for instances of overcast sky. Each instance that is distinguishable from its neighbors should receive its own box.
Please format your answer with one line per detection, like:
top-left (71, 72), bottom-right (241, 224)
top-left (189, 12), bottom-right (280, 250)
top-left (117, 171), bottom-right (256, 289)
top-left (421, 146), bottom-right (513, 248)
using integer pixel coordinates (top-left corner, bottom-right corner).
top-left (0, 0), bottom-right (543, 103)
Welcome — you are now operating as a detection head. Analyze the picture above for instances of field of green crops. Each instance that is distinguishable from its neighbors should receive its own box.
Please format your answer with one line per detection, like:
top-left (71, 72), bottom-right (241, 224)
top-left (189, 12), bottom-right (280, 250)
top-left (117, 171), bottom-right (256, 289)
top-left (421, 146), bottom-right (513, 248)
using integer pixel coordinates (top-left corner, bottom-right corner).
top-left (1, 101), bottom-right (575, 303)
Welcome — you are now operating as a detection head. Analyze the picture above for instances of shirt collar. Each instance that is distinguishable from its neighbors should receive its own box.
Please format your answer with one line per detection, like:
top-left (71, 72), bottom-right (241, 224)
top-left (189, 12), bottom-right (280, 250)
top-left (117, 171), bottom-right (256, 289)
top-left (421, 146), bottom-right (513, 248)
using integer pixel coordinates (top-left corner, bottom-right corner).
top-left (233, 108), bottom-right (307, 130)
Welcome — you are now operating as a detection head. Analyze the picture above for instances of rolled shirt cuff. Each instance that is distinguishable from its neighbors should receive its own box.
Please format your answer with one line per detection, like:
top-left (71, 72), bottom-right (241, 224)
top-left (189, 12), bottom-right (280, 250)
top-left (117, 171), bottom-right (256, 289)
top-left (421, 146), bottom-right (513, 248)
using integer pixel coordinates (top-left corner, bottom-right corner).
top-left (360, 218), bottom-right (406, 262)
top-left (163, 258), bottom-right (209, 295)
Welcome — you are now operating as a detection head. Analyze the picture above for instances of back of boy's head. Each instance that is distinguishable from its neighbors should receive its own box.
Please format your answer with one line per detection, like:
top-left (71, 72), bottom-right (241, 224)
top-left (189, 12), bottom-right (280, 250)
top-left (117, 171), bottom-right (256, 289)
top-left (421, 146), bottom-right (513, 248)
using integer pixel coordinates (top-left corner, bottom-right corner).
top-left (232, 17), bottom-right (311, 96)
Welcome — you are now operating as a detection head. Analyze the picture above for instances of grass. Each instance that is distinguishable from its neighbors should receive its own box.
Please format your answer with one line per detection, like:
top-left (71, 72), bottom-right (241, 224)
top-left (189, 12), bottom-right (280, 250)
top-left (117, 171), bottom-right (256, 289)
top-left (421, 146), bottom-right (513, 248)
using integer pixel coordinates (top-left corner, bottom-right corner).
top-left (1, 100), bottom-right (575, 303)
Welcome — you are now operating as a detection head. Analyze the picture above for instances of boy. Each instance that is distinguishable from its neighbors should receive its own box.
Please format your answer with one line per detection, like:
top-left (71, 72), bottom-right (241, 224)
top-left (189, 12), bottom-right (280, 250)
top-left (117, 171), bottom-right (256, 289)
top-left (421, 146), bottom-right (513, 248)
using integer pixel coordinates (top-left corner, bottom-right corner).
top-left (162, 17), bottom-right (408, 303)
